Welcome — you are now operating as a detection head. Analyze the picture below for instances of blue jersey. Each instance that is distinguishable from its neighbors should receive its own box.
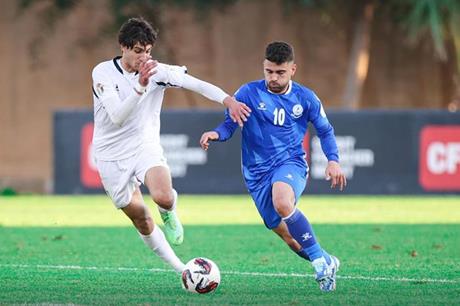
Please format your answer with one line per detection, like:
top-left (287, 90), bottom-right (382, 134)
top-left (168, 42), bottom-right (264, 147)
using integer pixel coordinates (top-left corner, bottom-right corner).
top-left (214, 80), bottom-right (339, 191)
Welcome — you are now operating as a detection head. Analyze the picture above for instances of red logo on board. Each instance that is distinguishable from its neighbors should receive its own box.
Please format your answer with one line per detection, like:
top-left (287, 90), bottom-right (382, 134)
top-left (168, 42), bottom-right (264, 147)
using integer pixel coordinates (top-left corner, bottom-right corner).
top-left (80, 123), bottom-right (102, 188)
top-left (419, 125), bottom-right (460, 191)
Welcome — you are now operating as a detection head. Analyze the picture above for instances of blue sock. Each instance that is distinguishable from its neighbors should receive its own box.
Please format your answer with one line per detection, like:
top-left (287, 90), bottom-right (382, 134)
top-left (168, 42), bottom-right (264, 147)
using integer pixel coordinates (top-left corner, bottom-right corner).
top-left (322, 249), bottom-right (332, 265)
top-left (283, 208), bottom-right (323, 261)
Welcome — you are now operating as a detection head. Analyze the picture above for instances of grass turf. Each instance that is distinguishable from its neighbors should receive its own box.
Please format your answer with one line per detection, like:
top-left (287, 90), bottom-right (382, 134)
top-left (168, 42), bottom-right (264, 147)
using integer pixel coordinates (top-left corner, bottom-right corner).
top-left (0, 195), bottom-right (459, 305)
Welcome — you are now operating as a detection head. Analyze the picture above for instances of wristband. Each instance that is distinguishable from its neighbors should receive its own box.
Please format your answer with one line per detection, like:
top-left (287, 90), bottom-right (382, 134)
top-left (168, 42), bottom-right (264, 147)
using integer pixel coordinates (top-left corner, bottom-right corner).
top-left (134, 83), bottom-right (147, 95)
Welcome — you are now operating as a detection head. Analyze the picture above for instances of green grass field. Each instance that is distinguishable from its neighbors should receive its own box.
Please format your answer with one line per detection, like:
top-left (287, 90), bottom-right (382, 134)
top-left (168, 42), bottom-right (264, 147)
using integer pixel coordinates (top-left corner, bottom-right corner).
top-left (1, 195), bottom-right (459, 305)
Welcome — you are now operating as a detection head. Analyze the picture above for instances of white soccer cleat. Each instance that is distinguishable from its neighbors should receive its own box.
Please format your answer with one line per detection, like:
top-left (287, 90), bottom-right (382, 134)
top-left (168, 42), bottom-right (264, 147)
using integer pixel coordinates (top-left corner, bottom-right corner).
top-left (311, 255), bottom-right (340, 292)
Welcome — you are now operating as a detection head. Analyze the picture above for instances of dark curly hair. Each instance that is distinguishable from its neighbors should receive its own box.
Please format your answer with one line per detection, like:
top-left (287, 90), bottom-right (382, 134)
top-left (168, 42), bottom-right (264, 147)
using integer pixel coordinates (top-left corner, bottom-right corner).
top-left (265, 41), bottom-right (294, 64)
top-left (118, 17), bottom-right (158, 49)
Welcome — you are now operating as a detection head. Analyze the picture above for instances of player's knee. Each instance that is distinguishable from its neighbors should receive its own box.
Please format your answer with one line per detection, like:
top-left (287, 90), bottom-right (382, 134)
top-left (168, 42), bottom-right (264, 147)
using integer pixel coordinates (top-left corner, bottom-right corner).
top-left (151, 190), bottom-right (174, 208)
top-left (273, 197), bottom-right (294, 218)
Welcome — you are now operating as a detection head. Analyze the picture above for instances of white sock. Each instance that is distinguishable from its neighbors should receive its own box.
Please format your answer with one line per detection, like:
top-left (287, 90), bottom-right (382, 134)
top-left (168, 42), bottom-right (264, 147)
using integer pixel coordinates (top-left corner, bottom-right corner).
top-left (158, 189), bottom-right (178, 213)
top-left (139, 225), bottom-right (185, 273)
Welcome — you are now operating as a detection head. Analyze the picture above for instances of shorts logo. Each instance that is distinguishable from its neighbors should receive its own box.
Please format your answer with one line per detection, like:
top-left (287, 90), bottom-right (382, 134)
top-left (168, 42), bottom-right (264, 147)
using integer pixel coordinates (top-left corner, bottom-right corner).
top-left (292, 104), bottom-right (303, 118)
top-left (285, 173), bottom-right (294, 180)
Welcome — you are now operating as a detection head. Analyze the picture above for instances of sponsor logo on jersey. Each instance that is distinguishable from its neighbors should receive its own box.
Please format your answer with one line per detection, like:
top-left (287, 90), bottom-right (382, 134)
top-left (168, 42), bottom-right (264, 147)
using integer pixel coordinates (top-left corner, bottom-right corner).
top-left (291, 104), bottom-right (303, 118)
top-left (257, 102), bottom-right (267, 111)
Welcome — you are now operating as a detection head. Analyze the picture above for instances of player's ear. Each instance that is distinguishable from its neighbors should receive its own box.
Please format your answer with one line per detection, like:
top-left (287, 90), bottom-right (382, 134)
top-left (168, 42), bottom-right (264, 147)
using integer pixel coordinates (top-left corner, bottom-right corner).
top-left (120, 44), bottom-right (130, 55)
top-left (291, 63), bottom-right (297, 76)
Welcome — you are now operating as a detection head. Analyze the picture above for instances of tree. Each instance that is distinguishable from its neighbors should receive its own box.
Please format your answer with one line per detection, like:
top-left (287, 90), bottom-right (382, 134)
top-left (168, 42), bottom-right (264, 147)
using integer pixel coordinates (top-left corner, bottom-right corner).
top-left (293, 0), bottom-right (377, 109)
top-left (18, 0), bottom-right (236, 106)
top-left (392, 0), bottom-right (460, 109)
top-left (352, 0), bottom-right (460, 109)
top-left (20, 0), bottom-right (460, 109)
top-left (342, 0), bottom-right (376, 109)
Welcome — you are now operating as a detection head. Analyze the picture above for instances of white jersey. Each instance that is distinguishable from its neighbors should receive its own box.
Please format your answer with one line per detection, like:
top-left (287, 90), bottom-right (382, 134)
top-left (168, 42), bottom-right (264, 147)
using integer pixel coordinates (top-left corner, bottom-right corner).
top-left (91, 57), bottom-right (187, 161)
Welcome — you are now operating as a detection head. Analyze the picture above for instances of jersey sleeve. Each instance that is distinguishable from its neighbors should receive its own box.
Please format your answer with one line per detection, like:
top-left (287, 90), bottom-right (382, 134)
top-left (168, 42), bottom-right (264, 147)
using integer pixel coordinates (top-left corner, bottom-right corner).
top-left (151, 63), bottom-right (187, 88)
top-left (212, 84), bottom-right (249, 141)
top-left (234, 84), bottom-right (249, 103)
top-left (213, 109), bottom-right (238, 141)
top-left (92, 65), bottom-right (119, 101)
top-left (180, 74), bottom-right (228, 104)
top-left (307, 91), bottom-right (339, 162)
top-left (92, 65), bottom-right (143, 126)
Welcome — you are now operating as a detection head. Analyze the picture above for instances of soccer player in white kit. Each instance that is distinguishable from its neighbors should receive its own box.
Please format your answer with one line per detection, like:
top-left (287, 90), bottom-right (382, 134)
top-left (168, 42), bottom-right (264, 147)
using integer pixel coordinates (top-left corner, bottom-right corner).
top-left (91, 17), bottom-right (251, 273)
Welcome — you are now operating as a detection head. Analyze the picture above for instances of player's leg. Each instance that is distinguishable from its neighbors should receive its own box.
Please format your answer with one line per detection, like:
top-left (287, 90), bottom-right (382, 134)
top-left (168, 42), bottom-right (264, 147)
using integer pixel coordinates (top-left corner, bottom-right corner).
top-left (272, 221), bottom-right (310, 261)
top-left (247, 181), bottom-right (309, 261)
top-left (272, 181), bottom-right (325, 260)
top-left (271, 164), bottom-right (339, 292)
top-left (95, 157), bottom-right (184, 273)
top-left (122, 186), bottom-right (153, 234)
top-left (121, 186), bottom-right (184, 272)
top-left (144, 166), bottom-right (184, 246)
top-left (133, 144), bottom-right (184, 246)
top-left (248, 173), bottom-right (337, 289)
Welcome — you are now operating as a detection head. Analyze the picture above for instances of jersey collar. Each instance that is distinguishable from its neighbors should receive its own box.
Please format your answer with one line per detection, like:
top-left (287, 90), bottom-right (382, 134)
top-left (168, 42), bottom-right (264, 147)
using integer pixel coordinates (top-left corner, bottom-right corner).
top-left (113, 56), bottom-right (123, 74)
top-left (112, 56), bottom-right (139, 76)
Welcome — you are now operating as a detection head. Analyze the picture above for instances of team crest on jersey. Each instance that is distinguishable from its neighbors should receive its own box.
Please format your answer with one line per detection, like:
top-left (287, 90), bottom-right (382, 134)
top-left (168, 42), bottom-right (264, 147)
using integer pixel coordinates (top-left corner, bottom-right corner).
top-left (95, 83), bottom-right (104, 96)
top-left (291, 104), bottom-right (304, 118)
top-left (257, 102), bottom-right (267, 111)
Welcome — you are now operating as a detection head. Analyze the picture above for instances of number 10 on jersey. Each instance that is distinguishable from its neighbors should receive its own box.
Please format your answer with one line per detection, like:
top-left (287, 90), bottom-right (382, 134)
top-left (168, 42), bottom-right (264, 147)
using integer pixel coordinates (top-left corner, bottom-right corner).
top-left (273, 108), bottom-right (285, 126)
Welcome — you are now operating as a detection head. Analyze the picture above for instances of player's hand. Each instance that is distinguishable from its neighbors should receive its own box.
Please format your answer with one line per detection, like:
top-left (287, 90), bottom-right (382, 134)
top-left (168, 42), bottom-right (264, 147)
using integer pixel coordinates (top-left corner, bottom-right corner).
top-left (223, 96), bottom-right (251, 127)
top-left (325, 161), bottom-right (347, 191)
top-left (138, 58), bottom-right (158, 87)
top-left (200, 131), bottom-right (219, 151)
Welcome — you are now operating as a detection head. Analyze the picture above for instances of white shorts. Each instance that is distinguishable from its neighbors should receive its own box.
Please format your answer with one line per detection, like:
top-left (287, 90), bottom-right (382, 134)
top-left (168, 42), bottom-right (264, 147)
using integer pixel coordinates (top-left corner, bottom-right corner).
top-left (95, 143), bottom-right (169, 209)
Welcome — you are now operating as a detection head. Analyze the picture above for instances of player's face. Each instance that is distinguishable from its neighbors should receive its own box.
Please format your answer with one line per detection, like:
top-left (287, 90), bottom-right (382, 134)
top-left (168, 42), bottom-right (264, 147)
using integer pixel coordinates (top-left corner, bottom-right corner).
top-left (120, 43), bottom-right (153, 72)
top-left (263, 60), bottom-right (296, 94)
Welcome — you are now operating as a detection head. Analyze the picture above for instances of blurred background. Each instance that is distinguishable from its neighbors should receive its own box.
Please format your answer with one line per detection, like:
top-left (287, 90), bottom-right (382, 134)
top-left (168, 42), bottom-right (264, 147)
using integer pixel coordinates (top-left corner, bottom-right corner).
top-left (1, 0), bottom-right (459, 194)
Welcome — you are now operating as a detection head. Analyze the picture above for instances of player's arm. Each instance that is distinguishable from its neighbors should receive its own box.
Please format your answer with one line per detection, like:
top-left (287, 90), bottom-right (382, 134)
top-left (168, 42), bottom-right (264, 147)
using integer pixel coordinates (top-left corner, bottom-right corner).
top-left (200, 109), bottom-right (238, 150)
top-left (181, 74), bottom-right (251, 127)
top-left (152, 64), bottom-right (251, 127)
top-left (309, 95), bottom-right (347, 191)
top-left (92, 60), bottom-right (156, 126)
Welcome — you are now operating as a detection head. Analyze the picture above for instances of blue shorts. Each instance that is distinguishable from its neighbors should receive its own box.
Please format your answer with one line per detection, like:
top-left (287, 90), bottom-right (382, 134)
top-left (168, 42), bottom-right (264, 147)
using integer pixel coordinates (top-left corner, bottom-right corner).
top-left (248, 163), bottom-right (307, 229)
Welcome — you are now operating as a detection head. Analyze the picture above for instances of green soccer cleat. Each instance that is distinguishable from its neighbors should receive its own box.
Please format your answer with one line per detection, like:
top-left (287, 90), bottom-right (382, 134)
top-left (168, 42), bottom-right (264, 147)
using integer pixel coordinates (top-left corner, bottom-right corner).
top-left (159, 209), bottom-right (184, 246)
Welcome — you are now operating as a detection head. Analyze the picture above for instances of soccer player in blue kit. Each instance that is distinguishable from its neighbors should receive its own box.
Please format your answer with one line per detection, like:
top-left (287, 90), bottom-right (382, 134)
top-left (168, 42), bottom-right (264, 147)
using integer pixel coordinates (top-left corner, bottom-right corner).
top-left (199, 41), bottom-right (347, 292)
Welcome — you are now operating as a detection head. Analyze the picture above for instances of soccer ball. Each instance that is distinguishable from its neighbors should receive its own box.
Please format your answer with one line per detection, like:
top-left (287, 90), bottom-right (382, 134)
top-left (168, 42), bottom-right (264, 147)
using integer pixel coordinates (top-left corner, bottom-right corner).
top-left (181, 257), bottom-right (221, 294)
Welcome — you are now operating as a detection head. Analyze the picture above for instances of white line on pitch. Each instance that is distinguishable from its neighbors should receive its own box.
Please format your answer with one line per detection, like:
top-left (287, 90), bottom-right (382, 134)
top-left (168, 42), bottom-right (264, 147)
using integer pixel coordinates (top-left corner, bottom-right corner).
top-left (0, 264), bottom-right (457, 284)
